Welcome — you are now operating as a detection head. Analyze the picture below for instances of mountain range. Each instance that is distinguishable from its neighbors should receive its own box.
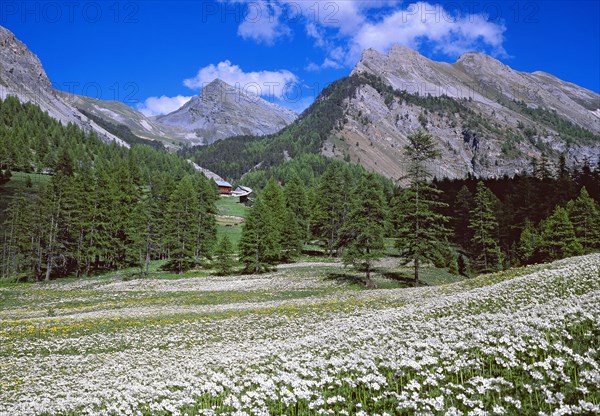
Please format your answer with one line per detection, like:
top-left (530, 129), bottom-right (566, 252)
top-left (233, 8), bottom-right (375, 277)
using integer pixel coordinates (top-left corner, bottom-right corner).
top-left (335, 45), bottom-right (599, 178)
top-left (1, 24), bottom-right (599, 180)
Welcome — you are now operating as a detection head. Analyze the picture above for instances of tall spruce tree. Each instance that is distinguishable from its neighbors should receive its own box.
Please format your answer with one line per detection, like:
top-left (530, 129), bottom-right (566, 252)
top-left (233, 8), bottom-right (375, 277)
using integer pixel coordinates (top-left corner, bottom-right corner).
top-left (338, 173), bottom-right (387, 284)
top-left (539, 206), bottom-right (583, 261)
top-left (214, 235), bottom-right (235, 276)
top-left (394, 129), bottom-right (449, 286)
top-left (312, 162), bottom-right (352, 255)
top-left (517, 220), bottom-right (539, 265)
top-left (239, 198), bottom-right (281, 272)
top-left (468, 182), bottom-right (503, 273)
top-left (453, 185), bottom-right (474, 248)
top-left (566, 187), bottom-right (600, 251)
top-left (193, 176), bottom-right (218, 262)
top-left (164, 175), bottom-right (201, 273)
top-left (284, 175), bottom-right (310, 241)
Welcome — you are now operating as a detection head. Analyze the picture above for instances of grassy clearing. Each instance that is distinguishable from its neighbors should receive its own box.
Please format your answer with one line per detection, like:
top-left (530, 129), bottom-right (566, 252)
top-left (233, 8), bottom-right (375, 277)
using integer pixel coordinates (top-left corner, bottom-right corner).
top-left (216, 197), bottom-right (248, 218)
top-left (216, 197), bottom-right (247, 247)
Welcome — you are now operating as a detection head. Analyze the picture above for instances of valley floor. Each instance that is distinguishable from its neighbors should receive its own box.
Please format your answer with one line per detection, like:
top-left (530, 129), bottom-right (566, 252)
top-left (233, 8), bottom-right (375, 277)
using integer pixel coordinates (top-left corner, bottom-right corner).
top-left (0, 255), bottom-right (599, 415)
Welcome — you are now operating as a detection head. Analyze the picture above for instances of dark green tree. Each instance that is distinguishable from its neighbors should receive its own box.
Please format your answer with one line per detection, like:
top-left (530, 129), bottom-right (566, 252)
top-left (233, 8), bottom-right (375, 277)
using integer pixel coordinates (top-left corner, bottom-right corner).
top-left (468, 182), bottom-right (503, 273)
top-left (239, 198), bottom-right (281, 273)
top-left (311, 162), bottom-right (352, 255)
top-left (193, 176), bottom-right (218, 262)
top-left (566, 187), bottom-right (600, 251)
top-left (164, 175), bottom-right (201, 273)
top-left (539, 206), bottom-right (583, 261)
top-left (214, 235), bottom-right (235, 276)
top-left (284, 175), bottom-right (310, 241)
top-left (453, 185), bottom-right (474, 248)
top-left (394, 130), bottom-right (449, 286)
top-left (517, 220), bottom-right (539, 265)
top-left (338, 173), bottom-right (387, 284)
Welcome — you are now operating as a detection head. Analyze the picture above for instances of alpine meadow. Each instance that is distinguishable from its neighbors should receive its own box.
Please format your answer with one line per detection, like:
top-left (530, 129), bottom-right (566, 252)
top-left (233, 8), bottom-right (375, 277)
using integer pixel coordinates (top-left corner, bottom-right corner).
top-left (1, 2), bottom-right (599, 415)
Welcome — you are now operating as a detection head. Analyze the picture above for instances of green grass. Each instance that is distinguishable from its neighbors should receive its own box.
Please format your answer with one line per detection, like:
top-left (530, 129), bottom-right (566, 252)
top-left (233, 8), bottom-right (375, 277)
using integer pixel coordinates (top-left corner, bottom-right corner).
top-left (216, 197), bottom-right (248, 218)
top-left (217, 223), bottom-right (244, 248)
top-left (215, 197), bottom-right (247, 247)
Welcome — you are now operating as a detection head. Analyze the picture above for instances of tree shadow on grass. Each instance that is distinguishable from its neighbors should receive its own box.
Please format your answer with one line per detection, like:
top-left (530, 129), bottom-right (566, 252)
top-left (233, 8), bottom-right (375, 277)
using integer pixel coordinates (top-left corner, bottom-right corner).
top-left (301, 248), bottom-right (330, 257)
top-left (381, 271), bottom-right (430, 287)
top-left (325, 272), bottom-right (367, 286)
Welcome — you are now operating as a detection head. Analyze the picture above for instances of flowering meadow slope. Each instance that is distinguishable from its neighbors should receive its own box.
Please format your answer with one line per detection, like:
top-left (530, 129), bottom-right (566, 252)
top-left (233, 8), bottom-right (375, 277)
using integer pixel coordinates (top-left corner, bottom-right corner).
top-left (1, 255), bottom-right (599, 415)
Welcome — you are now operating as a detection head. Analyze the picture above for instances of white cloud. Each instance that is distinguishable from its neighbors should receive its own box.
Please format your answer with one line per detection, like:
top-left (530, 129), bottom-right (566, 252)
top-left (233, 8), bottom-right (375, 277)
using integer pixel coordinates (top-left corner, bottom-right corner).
top-left (137, 95), bottom-right (193, 117)
top-left (183, 60), bottom-right (298, 99)
top-left (306, 58), bottom-right (343, 72)
top-left (237, 0), bottom-right (291, 44)
top-left (353, 2), bottom-right (506, 59)
top-left (225, 0), bottom-right (506, 68)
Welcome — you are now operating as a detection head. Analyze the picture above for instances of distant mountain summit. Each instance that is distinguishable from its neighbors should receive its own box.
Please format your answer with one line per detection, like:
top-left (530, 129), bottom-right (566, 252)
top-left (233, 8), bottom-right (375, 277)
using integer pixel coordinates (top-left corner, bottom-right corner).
top-left (0, 25), bottom-right (128, 146)
top-left (319, 45), bottom-right (600, 179)
top-left (0, 25), bottom-right (296, 148)
top-left (154, 78), bottom-right (297, 145)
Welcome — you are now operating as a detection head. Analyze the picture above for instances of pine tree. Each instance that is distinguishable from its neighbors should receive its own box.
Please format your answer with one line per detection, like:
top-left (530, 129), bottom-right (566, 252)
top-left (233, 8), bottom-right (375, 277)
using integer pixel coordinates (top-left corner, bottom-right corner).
top-left (394, 130), bottom-right (449, 286)
top-left (164, 175), bottom-right (201, 273)
top-left (239, 198), bottom-right (281, 273)
top-left (468, 182), bottom-right (503, 273)
top-left (251, 177), bottom-right (304, 262)
top-left (539, 206), bottom-right (583, 261)
top-left (517, 220), bottom-right (539, 265)
top-left (41, 175), bottom-right (67, 281)
top-left (130, 194), bottom-right (153, 277)
top-left (339, 173), bottom-right (387, 284)
top-left (312, 162), bottom-right (353, 255)
top-left (453, 185), bottom-right (474, 248)
top-left (281, 209), bottom-right (303, 262)
top-left (566, 187), bottom-right (600, 252)
top-left (214, 235), bottom-right (235, 276)
top-left (284, 175), bottom-right (310, 241)
top-left (193, 176), bottom-right (218, 262)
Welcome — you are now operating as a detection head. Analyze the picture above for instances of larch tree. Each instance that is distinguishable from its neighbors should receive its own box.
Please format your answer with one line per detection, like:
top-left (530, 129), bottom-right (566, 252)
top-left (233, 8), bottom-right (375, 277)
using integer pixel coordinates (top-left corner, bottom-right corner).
top-left (394, 129), bottom-right (449, 286)
top-left (311, 162), bottom-right (352, 255)
top-left (239, 198), bottom-right (281, 273)
top-left (539, 206), bottom-right (583, 261)
top-left (566, 187), bottom-right (600, 251)
top-left (284, 175), bottom-right (310, 242)
top-left (165, 175), bottom-right (201, 273)
top-left (453, 185), bottom-right (474, 248)
top-left (517, 220), bottom-right (539, 265)
top-left (214, 234), bottom-right (235, 276)
top-left (468, 181), bottom-right (503, 273)
top-left (338, 173), bottom-right (388, 285)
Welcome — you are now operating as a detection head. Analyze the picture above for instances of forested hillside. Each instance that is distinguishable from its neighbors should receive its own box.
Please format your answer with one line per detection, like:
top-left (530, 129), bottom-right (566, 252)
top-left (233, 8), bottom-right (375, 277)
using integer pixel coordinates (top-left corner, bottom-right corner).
top-left (0, 96), bottom-right (218, 281)
top-left (228, 131), bottom-right (599, 282)
top-left (1, 96), bottom-right (599, 283)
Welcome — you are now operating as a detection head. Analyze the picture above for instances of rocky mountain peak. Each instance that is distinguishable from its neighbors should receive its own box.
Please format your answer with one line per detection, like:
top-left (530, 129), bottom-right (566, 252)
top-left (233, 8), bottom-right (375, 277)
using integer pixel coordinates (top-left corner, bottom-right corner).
top-left (387, 44), bottom-right (424, 61)
top-left (154, 78), bottom-right (297, 145)
top-left (0, 26), bottom-right (52, 93)
top-left (455, 51), bottom-right (511, 73)
top-left (329, 45), bottom-right (599, 180)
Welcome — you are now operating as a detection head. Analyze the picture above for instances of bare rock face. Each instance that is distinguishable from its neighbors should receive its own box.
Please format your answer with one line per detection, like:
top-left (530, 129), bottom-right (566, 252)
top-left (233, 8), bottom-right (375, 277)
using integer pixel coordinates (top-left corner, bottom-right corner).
top-left (328, 45), bottom-right (600, 179)
top-left (0, 25), bottom-right (128, 146)
top-left (60, 92), bottom-right (186, 150)
top-left (154, 79), bottom-right (297, 145)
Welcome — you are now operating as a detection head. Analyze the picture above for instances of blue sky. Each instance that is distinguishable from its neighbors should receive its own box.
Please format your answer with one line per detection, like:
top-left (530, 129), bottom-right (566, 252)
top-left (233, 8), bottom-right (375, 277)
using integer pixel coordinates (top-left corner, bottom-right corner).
top-left (2, 1), bottom-right (599, 115)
